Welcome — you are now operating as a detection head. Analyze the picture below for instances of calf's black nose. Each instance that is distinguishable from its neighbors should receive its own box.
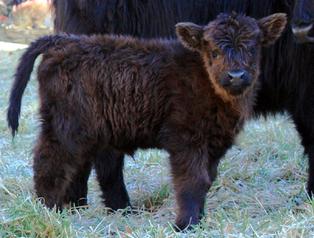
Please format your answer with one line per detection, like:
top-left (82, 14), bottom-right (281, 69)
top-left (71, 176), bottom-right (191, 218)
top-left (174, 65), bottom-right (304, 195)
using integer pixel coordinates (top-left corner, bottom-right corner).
top-left (227, 70), bottom-right (245, 81)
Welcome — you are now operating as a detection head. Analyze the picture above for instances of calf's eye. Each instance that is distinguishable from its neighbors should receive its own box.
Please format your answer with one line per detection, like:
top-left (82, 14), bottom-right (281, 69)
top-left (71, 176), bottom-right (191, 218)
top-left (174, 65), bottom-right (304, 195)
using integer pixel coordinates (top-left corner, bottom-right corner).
top-left (212, 50), bottom-right (220, 59)
top-left (250, 48), bottom-right (257, 55)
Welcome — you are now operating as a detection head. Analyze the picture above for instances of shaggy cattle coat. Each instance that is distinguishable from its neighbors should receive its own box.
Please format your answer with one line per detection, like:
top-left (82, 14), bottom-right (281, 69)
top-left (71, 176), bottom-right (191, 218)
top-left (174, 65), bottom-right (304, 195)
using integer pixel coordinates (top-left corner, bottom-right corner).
top-left (7, 13), bottom-right (287, 229)
top-left (51, 0), bottom-right (314, 200)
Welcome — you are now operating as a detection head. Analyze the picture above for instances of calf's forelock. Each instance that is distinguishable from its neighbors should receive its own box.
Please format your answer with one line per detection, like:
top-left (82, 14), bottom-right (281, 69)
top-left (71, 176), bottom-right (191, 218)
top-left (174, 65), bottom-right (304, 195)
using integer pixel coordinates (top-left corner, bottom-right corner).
top-left (203, 14), bottom-right (261, 63)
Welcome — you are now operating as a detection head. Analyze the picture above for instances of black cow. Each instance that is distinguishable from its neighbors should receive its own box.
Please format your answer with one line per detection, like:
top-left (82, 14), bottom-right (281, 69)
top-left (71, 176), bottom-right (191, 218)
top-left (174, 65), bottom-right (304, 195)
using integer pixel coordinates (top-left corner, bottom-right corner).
top-left (53, 0), bottom-right (314, 43)
top-left (43, 0), bottom-right (314, 207)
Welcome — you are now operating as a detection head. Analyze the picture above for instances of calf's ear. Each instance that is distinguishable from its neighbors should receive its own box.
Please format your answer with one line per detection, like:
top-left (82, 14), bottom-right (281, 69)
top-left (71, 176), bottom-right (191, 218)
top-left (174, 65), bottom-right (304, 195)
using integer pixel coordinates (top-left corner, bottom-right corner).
top-left (258, 13), bottom-right (287, 46)
top-left (176, 22), bottom-right (203, 51)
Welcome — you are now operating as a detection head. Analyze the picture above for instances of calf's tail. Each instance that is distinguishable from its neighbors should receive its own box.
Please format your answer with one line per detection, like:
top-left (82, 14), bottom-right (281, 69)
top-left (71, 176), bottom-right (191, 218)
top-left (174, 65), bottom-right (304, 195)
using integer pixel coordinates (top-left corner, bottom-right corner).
top-left (7, 34), bottom-right (78, 136)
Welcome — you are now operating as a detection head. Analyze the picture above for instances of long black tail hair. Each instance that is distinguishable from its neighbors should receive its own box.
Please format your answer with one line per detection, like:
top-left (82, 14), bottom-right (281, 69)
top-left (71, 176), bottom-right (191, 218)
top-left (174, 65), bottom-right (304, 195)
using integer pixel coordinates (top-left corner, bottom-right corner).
top-left (7, 34), bottom-right (79, 136)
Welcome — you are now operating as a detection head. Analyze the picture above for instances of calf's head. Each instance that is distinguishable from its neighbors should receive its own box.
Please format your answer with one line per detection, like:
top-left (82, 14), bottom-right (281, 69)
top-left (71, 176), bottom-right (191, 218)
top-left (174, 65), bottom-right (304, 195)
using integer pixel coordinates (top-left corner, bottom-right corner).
top-left (176, 13), bottom-right (287, 101)
top-left (292, 0), bottom-right (314, 43)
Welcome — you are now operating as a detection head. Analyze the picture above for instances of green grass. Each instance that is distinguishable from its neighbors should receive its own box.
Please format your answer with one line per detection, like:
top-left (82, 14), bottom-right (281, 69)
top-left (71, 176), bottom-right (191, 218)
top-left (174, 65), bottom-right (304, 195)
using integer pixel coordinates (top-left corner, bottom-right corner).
top-left (1, 48), bottom-right (314, 237)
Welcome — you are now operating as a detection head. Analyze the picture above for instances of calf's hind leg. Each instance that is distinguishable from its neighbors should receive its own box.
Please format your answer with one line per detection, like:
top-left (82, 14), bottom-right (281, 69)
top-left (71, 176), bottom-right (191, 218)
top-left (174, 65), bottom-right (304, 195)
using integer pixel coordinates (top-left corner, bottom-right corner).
top-left (63, 160), bottom-right (92, 207)
top-left (33, 132), bottom-right (89, 209)
top-left (63, 150), bottom-right (129, 208)
top-left (95, 149), bottom-right (131, 211)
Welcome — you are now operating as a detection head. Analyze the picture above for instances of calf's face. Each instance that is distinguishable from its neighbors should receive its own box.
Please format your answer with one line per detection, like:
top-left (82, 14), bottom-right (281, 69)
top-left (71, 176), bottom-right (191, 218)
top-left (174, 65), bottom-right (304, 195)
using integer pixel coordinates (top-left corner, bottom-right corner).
top-left (176, 13), bottom-right (287, 100)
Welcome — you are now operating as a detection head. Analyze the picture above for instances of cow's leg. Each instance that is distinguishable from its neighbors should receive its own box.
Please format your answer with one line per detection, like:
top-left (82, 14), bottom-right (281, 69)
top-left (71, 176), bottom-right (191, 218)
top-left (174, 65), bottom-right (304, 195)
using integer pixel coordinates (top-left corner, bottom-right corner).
top-left (33, 132), bottom-right (89, 209)
top-left (307, 146), bottom-right (314, 197)
top-left (63, 160), bottom-right (92, 207)
top-left (94, 150), bottom-right (130, 211)
top-left (169, 148), bottom-right (214, 231)
top-left (292, 113), bottom-right (314, 197)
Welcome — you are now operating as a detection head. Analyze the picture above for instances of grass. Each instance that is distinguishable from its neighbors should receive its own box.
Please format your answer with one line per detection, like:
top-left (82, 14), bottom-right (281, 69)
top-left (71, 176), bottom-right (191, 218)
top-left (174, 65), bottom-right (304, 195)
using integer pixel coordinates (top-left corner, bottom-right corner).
top-left (1, 48), bottom-right (314, 237)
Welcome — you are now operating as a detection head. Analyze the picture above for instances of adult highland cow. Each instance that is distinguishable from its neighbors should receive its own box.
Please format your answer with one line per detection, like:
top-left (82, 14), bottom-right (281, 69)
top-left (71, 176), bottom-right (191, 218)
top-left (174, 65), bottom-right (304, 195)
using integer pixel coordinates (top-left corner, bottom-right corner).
top-left (47, 0), bottom-right (314, 208)
top-left (52, 0), bottom-right (314, 43)
top-left (8, 13), bottom-right (287, 230)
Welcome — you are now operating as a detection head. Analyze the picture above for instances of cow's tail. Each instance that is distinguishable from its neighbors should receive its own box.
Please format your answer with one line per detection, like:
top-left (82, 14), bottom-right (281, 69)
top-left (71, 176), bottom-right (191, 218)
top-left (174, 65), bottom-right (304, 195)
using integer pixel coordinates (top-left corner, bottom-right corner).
top-left (7, 34), bottom-right (77, 136)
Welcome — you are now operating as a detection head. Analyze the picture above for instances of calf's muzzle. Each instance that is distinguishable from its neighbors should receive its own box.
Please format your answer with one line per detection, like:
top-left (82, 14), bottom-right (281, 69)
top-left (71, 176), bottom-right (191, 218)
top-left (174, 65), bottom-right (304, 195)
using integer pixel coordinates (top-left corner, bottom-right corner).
top-left (221, 69), bottom-right (252, 95)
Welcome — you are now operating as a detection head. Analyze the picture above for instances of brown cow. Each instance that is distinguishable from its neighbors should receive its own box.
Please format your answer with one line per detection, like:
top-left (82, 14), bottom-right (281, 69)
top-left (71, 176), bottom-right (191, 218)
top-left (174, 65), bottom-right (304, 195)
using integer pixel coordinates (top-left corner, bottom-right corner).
top-left (7, 13), bottom-right (287, 230)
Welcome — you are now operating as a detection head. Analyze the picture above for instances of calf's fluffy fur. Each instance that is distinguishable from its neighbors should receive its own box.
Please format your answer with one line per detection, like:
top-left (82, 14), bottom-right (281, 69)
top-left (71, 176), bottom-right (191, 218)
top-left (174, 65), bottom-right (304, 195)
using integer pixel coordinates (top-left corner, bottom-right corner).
top-left (7, 13), bottom-right (286, 230)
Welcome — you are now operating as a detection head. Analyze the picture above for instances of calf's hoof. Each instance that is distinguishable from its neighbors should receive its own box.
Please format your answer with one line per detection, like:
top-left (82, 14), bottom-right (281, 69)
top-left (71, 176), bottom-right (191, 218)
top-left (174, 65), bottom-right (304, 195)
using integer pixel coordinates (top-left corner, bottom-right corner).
top-left (174, 216), bottom-right (199, 232)
top-left (41, 199), bottom-right (63, 212)
top-left (63, 196), bottom-right (88, 209)
top-left (106, 202), bottom-right (134, 215)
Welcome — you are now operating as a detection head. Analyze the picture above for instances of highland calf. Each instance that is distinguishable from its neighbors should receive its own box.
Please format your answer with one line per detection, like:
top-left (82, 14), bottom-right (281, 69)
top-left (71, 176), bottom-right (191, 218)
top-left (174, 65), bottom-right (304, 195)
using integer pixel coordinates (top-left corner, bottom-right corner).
top-left (7, 13), bottom-right (287, 230)
top-left (50, 0), bottom-right (314, 206)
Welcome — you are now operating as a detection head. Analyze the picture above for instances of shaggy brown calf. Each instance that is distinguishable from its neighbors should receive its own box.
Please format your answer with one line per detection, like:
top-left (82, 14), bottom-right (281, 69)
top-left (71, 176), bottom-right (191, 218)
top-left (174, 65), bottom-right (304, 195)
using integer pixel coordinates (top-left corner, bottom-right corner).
top-left (8, 13), bottom-right (286, 230)
top-left (49, 0), bottom-right (314, 206)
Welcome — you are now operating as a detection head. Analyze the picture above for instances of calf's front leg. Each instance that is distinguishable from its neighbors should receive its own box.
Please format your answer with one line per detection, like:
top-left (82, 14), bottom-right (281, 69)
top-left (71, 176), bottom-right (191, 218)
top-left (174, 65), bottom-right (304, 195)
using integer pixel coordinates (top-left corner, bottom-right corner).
top-left (169, 148), bottom-right (215, 231)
